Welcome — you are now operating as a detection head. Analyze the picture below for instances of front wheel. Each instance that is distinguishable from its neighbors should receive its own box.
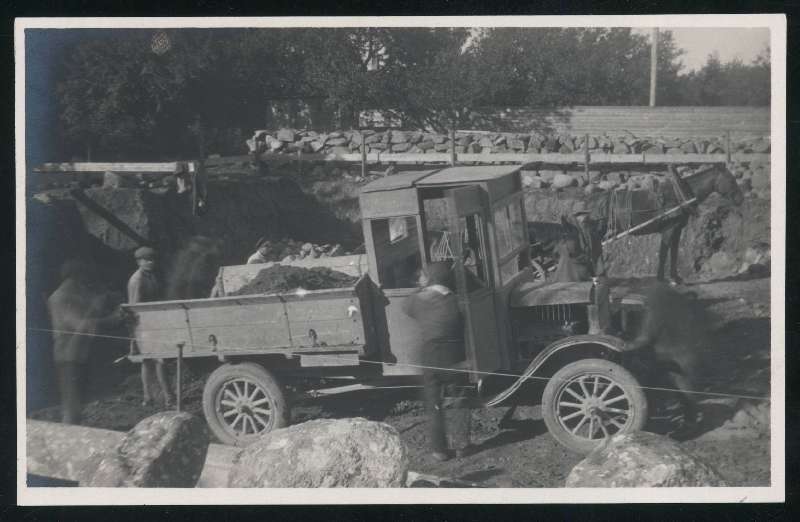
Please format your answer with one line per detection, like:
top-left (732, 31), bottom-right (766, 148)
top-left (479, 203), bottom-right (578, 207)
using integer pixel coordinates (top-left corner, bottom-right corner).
top-left (541, 358), bottom-right (647, 454)
top-left (202, 362), bottom-right (290, 446)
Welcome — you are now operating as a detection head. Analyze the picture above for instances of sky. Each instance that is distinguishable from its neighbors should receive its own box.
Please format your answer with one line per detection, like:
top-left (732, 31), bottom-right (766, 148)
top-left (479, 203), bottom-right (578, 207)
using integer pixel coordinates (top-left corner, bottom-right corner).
top-left (637, 27), bottom-right (770, 72)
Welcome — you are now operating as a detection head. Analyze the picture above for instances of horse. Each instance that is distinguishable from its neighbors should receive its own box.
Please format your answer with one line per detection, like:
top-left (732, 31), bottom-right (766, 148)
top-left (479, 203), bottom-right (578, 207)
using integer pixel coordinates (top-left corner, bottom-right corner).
top-left (586, 164), bottom-right (743, 284)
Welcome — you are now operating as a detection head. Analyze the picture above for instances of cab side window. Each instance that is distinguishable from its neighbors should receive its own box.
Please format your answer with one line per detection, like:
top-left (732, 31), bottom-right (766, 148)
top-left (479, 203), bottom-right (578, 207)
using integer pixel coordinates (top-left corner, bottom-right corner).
top-left (371, 216), bottom-right (422, 289)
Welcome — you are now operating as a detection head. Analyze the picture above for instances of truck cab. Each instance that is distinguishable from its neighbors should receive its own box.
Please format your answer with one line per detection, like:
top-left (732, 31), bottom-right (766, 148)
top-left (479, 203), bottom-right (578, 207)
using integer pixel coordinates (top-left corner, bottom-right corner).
top-left (360, 166), bottom-right (647, 454)
top-left (359, 166), bottom-right (612, 378)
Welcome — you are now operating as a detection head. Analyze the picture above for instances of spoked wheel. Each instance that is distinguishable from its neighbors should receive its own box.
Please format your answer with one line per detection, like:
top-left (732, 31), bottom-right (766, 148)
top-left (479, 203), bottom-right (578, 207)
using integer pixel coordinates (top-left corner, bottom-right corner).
top-left (202, 363), bottom-right (289, 446)
top-left (542, 358), bottom-right (647, 454)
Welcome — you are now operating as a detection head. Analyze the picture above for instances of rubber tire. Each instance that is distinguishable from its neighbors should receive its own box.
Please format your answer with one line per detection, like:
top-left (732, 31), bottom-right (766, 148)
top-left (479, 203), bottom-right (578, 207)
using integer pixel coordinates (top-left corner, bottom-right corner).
top-left (202, 362), bottom-right (290, 447)
top-left (541, 358), bottom-right (648, 455)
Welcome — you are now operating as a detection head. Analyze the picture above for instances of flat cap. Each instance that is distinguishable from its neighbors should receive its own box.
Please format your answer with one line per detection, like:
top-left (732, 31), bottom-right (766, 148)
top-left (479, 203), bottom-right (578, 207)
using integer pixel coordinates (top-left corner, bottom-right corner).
top-left (134, 246), bottom-right (157, 260)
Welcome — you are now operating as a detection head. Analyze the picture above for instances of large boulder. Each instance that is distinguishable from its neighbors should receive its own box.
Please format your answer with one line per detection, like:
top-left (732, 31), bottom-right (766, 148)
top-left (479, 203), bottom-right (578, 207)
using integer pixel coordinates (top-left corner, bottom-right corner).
top-left (228, 418), bottom-right (408, 488)
top-left (87, 412), bottom-right (210, 487)
top-left (565, 431), bottom-right (726, 487)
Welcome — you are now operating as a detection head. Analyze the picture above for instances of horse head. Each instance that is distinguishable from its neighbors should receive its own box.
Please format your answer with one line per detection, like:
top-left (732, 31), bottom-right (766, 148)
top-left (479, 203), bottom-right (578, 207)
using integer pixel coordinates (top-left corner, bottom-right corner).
top-left (715, 167), bottom-right (744, 205)
top-left (687, 165), bottom-right (744, 205)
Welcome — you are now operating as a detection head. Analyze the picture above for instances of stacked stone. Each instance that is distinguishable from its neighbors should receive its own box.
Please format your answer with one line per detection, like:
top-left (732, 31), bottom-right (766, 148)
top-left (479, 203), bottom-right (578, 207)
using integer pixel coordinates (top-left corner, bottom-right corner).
top-left (520, 159), bottom-right (771, 200)
top-left (248, 128), bottom-right (770, 157)
top-left (253, 238), bottom-right (347, 263)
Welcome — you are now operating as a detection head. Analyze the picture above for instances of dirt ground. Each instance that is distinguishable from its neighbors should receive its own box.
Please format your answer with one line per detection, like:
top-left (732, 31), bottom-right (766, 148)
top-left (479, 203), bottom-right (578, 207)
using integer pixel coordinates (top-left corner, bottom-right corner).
top-left (30, 276), bottom-right (772, 488)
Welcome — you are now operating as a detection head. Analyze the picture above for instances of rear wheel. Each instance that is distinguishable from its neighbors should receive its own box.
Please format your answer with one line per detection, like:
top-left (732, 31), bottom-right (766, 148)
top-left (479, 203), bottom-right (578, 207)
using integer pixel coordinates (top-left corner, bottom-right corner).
top-left (542, 358), bottom-right (647, 454)
top-left (202, 362), bottom-right (290, 446)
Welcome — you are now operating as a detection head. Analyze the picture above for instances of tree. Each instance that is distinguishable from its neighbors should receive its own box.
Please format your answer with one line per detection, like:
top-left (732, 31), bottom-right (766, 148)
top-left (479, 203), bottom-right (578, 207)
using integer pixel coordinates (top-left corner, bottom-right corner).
top-left (466, 28), bottom-right (685, 107)
top-left (678, 48), bottom-right (770, 106)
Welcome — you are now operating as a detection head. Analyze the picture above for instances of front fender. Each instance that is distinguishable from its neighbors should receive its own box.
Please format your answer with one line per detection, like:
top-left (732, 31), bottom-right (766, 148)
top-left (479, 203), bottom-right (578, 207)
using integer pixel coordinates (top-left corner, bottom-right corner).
top-left (484, 334), bottom-right (631, 407)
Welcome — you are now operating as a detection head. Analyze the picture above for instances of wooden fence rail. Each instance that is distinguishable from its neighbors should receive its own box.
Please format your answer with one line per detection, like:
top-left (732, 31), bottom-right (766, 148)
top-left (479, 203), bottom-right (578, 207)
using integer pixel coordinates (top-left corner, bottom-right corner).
top-left (34, 151), bottom-right (769, 176)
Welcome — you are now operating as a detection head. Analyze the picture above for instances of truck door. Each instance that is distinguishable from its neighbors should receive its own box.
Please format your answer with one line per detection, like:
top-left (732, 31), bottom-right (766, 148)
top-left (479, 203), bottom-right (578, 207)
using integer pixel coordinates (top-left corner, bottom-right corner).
top-left (444, 186), bottom-right (502, 381)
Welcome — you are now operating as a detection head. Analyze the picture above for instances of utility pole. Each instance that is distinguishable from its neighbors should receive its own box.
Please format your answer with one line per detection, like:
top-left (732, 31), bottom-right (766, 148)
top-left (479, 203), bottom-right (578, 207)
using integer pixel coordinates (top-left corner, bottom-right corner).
top-left (650, 28), bottom-right (659, 107)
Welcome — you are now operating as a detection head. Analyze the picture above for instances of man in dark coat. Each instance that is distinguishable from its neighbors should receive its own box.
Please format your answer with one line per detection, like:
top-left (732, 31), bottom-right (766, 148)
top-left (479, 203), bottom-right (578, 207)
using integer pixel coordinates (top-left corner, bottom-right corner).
top-left (554, 201), bottom-right (606, 282)
top-left (128, 246), bottom-right (175, 407)
top-left (402, 262), bottom-right (472, 461)
top-left (47, 259), bottom-right (123, 424)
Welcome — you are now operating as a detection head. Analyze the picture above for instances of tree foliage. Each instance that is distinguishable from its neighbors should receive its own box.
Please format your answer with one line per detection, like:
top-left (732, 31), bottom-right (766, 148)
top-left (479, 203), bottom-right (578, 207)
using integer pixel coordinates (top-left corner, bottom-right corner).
top-left (678, 48), bottom-right (770, 106)
top-left (49, 27), bottom-right (770, 160)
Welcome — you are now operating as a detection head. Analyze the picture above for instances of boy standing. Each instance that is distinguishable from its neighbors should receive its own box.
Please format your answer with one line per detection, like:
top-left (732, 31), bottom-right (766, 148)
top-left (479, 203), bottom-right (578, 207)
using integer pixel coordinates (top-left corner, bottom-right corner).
top-left (128, 246), bottom-right (175, 407)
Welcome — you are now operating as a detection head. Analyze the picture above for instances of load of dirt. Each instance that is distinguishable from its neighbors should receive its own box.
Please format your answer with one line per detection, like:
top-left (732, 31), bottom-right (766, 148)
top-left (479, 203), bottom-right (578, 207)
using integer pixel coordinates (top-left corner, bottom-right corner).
top-left (250, 238), bottom-right (354, 263)
top-left (228, 265), bottom-right (358, 296)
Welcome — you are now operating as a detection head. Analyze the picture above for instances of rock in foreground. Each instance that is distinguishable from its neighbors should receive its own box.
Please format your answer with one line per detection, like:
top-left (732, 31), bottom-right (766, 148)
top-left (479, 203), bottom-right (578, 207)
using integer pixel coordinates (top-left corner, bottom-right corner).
top-left (228, 418), bottom-right (408, 487)
top-left (87, 412), bottom-right (210, 487)
top-left (566, 431), bottom-right (726, 487)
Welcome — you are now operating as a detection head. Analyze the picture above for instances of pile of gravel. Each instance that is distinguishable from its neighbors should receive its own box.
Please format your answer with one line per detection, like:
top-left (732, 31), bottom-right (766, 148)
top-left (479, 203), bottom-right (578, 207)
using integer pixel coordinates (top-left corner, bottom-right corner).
top-left (229, 265), bottom-right (358, 296)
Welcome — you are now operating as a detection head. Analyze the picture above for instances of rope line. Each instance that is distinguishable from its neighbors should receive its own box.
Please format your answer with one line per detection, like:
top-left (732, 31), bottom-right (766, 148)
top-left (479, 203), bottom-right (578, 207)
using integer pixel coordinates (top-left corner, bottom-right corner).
top-left (28, 326), bottom-right (771, 403)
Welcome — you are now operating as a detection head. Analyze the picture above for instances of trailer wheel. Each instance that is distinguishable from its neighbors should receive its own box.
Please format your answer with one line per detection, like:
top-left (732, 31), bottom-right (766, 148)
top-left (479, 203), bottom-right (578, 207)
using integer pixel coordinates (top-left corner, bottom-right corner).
top-left (202, 362), bottom-right (290, 446)
top-left (541, 358), bottom-right (647, 454)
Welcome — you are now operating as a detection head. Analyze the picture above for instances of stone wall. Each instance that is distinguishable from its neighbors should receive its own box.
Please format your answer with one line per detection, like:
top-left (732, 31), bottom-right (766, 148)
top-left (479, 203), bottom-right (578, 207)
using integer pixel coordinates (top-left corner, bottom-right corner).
top-left (247, 127), bottom-right (770, 157)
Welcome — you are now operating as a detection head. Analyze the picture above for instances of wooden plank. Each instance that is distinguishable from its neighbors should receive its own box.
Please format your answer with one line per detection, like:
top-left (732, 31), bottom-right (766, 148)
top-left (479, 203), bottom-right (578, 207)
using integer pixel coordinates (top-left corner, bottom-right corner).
top-left (34, 151), bottom-right (770, 177)
top-left (590, 153), bottom-right (646, 163)
top-left (36, 162), bottom-right (179, 173)
top-left (69, 188), bottom-right (152, 246)
top-left (299, 353), bottom-right (360, 367)
top-left (643, 153), bottom-right (726, 163)
top-left (376, 153), bottom-right (449, 163)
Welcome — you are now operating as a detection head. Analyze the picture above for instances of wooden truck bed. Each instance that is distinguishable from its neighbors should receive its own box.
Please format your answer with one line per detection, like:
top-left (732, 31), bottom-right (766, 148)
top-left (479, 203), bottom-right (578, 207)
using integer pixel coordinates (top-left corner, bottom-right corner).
top-left (123, 277), bottom-right (375, 365)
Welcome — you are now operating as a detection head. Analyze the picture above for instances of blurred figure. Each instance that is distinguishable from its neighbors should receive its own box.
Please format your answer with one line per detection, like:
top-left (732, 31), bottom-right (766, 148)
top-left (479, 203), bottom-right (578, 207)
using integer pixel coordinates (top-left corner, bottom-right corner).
top-left (247, 237), bottom-right (270, 264)
top-left (47, 259), bottom-right (123, 424)
top-left (166, 236), bottom-right (223, 300)
top-left (128, 246), bottom-right (174, 408)
top-left (554, 202), bottom-right (606, 283)
top-left (403, 262), bottom-right (472, 461)
top-left (628, 283), bottom-right (710, 432)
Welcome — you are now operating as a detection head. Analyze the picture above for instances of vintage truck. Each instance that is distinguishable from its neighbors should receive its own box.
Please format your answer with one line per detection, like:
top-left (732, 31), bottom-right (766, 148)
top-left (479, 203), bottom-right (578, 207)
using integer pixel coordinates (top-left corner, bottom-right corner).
top-left (124, 165), bottom-right (648, 453)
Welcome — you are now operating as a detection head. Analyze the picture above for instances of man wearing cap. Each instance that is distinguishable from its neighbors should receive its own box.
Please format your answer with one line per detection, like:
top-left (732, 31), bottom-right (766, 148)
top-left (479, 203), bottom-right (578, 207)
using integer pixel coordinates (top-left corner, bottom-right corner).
top-left (555, 201), bottom-right (606, 282)
top-left (247, 237), bottom-right (271, 264)
top-left (128, 246), bottom-right (175, 407)
top-left (402, 261), bottom-right (472, 461)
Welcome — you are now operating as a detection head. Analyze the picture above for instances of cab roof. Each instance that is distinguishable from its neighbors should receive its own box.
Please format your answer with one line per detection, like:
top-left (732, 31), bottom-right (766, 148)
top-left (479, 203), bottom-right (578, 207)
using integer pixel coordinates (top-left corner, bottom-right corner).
top-left (359, 165), bottom-right (521, 193)
top-left (358, 169), bottom-right (440, 193)
top-left (414, 165), bottom-right (521, 186)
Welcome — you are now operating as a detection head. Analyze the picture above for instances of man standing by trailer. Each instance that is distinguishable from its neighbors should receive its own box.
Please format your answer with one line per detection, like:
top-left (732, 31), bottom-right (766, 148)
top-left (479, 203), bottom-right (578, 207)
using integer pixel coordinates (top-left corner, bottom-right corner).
top-left (403, 262), bottom-right (472, 461)
top-left (128, 246), bottom-right (175, 407)
top-left (48, 259), bottom-right (123, 424)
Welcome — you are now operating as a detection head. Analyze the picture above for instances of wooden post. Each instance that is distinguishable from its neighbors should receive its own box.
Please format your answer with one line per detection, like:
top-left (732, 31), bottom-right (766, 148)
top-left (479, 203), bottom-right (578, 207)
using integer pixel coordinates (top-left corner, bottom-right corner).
top-left (584, 133), bottom-right (590, 179)
top-left (361, 135), bottom-right (367, 179)
top-left (725, 130), bottom-right (732, 166)
top-left (450, 126), bottom-right (457, 166)
top-left (176, 343), bottom-right (184, 412)
top-left (297, 148), bottom-right (302, 177)
top-left (650, 28), bottom-right (659, 107)
top-left (190, 162), bottom-right (198, 216)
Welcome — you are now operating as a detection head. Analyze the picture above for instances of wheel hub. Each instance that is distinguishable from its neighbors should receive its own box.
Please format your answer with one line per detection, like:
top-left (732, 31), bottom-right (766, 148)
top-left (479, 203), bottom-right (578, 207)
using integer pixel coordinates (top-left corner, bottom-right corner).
top-left (555, 373), bottom-right (633, 441)
top-left (217, 378), bottom-right (274, 438)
